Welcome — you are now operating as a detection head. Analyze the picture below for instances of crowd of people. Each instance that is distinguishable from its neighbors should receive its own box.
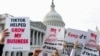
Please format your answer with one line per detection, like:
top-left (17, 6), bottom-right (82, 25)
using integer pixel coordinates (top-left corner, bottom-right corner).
top-left (0, 29), bottom-right (100, 56)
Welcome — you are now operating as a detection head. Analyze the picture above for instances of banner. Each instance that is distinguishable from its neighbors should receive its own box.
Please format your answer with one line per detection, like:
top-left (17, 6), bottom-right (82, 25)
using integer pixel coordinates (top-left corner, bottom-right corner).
top-left (42, 26), bottom-right (64, 53)
top-left (81, 30), bottom-right (99, 56)
top-left (4, 17), bottom-right (30, 51)
top-left (65, 28), bottom-right (88, 44)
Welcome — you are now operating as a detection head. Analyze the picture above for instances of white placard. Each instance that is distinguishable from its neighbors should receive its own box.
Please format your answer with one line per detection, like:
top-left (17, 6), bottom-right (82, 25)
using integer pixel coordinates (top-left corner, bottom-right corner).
top-left (42, 26), bottom-right (64, 53)
top-left (81, 30), bottom-right (99, 56)
top-left (65, 28), bottom-right (88, 44)
top-left (81, 46), bottom-right (99, 56)
top-left (85, 30), bottom-right (99, 48)
top-left (4, 17), bottom-right (30, 51)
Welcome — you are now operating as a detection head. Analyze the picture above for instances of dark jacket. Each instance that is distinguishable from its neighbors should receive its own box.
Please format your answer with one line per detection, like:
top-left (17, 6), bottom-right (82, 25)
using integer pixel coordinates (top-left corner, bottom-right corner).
top-left (0, 44), bottom-right (4, 56)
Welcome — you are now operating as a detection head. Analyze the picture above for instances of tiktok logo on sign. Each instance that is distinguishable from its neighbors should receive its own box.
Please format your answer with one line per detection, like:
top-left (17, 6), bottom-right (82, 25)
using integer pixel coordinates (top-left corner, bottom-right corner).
top-left (79, 34), bottom-right (87, 39)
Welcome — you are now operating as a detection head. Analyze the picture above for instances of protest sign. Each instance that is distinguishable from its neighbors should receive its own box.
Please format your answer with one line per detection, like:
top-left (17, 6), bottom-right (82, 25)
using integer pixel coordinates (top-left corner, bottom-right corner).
top-left (85, 30), bottom-right (99, 48)
top-left (43, 53), bottom-right (48, 56)
top-left (42, 26), bottom-right (64, 53)
top-left (81, 30), bottom-right (99, 56)
top-left (81, 46), bottom-right (99, 56)
top-left (4, 17), bottom-right (30, 51)
top-left (65, 28), bottom-right (88, 44)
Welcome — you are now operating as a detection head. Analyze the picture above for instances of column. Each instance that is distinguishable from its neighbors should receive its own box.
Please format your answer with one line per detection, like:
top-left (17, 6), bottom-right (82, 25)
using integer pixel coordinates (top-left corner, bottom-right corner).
top-left (34, 31), bottom-right (36, 45)
top-left (30, 29), bottom-right (33, 45)
top-left (16, 52), bottom-right (22, 56)
top-left (9, 51), bottom-right (11, 56)
top-left (14, 52), bottom-right (16, 56)
top-left (39, 33), bottom-right (42, 45)
top-left (32, 30), bottom-right (35, 45)
top-left (36, 31), bottom-right (38, 46)
top-left (41, 33), bottom-right (44, 44)
top-left (4, 51), bottom-right (8, 56)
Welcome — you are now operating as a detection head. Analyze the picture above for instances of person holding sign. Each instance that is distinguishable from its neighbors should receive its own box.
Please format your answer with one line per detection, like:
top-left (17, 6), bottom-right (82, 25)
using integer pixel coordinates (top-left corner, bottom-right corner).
top-left (0, 29), bottom-right (9, 56)
top-left (70, 41), bottom-right (78, 56)
top-left (52, 41), bottom-right (78, 56)
top-left (59, 41), bottom-right (78, 56)
top-left (32, 41), bottom-right (78, 56)
top-left (33, 48), bottom-right (42, 56)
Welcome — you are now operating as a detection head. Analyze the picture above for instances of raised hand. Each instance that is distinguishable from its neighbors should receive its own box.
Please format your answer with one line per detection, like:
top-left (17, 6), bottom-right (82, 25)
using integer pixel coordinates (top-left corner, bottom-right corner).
top-left (73, 41), bottom-right (78, 49)
top-left (33, 48), bottom-right (41, 56)
top-left (63, 42), bottom-right (67, 49)
top-left (0, 29), bottom-right (9, 43)
top-left (96, 45), bottom-right (100, 51)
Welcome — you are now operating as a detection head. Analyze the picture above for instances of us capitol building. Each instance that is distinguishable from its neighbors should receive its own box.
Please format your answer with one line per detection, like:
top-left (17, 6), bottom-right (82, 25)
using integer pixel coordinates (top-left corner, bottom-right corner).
top-left (0, 1), bottom-right (84, 56)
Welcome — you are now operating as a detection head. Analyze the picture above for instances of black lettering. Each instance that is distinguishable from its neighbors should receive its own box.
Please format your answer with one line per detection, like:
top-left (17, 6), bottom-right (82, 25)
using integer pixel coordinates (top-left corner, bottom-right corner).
top-left (44, 42), bottom-right (56, 45)
top-left (82, 51), bottom-right (85, 55)
top-left (82, 49), bottom-right (98, 56)
top-left (79, 34), bottom-right (87, 39)
top-left (10, 23), bottom-right (26, 27)
top-left (43, 45), bottom-right (56, 50)
top-left (11, 18), bottom-right (25, 22)
top-left (58, 43), bottom-right (62, 46)
top-left (84, 47), bottom-right (97, 52)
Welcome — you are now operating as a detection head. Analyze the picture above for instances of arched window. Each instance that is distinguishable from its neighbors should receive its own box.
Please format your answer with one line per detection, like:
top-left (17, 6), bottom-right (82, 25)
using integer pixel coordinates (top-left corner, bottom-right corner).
top-left (16, 52), bottom-right (22, 56)
top-left (28, 52), bottom-right (33, 56)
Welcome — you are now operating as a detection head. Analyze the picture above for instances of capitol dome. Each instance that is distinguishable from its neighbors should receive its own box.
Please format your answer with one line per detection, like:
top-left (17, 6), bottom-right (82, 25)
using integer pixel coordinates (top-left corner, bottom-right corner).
top-left (43, 0), bottom-right (65, 27)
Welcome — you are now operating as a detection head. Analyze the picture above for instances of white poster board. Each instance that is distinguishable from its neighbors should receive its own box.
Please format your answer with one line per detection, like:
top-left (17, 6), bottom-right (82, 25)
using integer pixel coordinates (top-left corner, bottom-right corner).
top-left (42, 26), bottom-right (64, 53)
top-left (85, 30), bottom-right (99, 47)
top-left (81, 46), bottom-right (99, 56)
top-left (81, 30), bottom-right (99, 56)
top-left (4, 17), bottom-right (30, 51)
top-left (65, 28), bottom-right (88, 44)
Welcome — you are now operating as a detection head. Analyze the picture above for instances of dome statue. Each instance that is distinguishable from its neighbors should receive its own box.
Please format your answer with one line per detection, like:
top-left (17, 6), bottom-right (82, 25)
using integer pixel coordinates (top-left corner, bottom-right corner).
top-left (43, 0), bottom-right (65, 27)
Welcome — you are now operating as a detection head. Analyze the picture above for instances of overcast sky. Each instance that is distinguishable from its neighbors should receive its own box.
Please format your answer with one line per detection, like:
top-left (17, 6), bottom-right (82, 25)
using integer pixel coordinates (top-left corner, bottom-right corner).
top-left (0, 0), bottom-right (100, 31)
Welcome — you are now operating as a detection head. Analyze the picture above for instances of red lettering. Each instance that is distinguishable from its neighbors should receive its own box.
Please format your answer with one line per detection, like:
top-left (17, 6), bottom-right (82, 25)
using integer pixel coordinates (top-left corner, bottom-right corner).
top-left (85, 43), bottom-right (98, 48)
top-left (91, 33), bottom-right (97, 39)
top-left (14, 33), bottom-right (22, 38)
top-left (68, 32), bottom-right (78, 38)
top-left (89, 33), bottom-right (97, 43)
top-left (91, 33), bottom-right (97, 40)
top-left (11, 28), bottom-right (25, 32)
top-left (45, 38), bottom-right (57, 42)
top-left (7, 39), bottom-right (28, 44)
top-left (89, 40), bottom-right (96, 43)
